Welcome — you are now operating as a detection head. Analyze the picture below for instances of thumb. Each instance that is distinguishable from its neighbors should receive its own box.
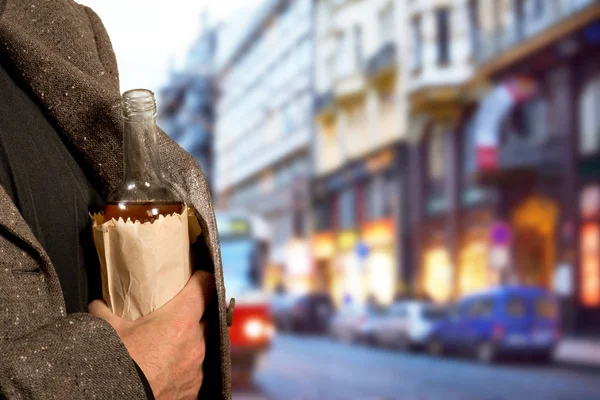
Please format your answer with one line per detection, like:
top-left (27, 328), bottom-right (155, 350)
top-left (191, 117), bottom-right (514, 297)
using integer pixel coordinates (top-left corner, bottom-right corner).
top-left (166, 270), bottom-right (215, 320)
top-left (89, 299), bottom-right (119, 325)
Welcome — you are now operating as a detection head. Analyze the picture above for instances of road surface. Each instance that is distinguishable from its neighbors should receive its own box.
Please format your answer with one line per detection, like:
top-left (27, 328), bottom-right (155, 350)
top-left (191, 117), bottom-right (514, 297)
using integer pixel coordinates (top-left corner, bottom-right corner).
top-left (232, 334), bottom-right (600, 400)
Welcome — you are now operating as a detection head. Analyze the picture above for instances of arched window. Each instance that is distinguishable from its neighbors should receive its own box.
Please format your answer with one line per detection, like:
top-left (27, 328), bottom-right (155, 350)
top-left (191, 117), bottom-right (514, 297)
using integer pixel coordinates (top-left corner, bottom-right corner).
top-left (579, 76), bottom-right (600, 156)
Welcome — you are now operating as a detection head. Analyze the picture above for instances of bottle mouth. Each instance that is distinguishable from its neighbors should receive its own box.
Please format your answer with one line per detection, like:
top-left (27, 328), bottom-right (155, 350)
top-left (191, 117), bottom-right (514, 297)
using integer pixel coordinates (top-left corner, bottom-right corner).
top-left (122, 89), bottom-right (157, 120)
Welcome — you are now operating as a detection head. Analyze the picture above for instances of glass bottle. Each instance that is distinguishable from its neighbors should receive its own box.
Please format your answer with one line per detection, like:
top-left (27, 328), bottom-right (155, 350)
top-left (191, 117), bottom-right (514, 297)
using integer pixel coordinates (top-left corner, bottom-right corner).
top-left (104, 89), bottom-right (184, 223)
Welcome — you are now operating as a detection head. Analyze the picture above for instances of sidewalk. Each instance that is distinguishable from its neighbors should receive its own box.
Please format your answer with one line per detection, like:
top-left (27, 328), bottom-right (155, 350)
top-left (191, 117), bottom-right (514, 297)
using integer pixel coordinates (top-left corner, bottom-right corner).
top-left (555, 338), bottom-right (600, 368)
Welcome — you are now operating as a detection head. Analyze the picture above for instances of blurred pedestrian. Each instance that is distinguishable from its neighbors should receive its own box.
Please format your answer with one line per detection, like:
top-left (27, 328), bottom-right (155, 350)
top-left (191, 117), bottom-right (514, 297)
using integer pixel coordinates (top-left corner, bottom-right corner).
top-left (0, 0), bottom-right (228, 399)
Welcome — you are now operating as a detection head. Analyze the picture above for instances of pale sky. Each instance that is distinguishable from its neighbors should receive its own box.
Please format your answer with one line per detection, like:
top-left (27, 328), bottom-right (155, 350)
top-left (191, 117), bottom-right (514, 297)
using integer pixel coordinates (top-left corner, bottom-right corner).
top-left (76, 0), bottom-right (253, 96)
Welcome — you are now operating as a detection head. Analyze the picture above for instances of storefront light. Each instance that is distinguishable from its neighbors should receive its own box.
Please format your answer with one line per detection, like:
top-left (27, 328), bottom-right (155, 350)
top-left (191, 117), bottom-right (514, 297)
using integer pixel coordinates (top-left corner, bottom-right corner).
top-left (286, 239), bottom-right (311, 276)
top-left (581, 223), bottom-right (600, 307)
top-left (367, 250), bottom-right (394, 305)
top-left (459, 240), bottom-right (489, 296)
top-left (313, 233), bottom-right (335, 259)
top-left (424, 248), bottom-right (453, 303)
top-left (337, 230), bottom-right (359, 251)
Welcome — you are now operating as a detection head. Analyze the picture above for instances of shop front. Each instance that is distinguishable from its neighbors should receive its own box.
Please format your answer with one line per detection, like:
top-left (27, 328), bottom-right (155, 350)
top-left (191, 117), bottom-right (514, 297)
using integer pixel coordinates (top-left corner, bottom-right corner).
top-left (578, 184), bottom-right (600, 331)
top-left (361, 218), bottom-right (396, 306)
top-left (420, 220), bottom-right (453, 304)
top-left (458, 208), bottom-right (494, 297)
top-left (310, 231), bottom-right (336, 296)
top-left (335, 229), bottom-right (362, 306)
top-left (310, 145), bottom-right (405, 306)
top-left (284, 238), bottom-right (312, 295)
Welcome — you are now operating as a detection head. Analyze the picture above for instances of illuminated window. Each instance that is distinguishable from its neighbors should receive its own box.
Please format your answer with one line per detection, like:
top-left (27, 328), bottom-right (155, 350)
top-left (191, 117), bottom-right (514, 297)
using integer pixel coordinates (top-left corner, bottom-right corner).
top-left (579, 76), bottom-right (600, 155)
top-left (423, 248), bottom-right (453, 303)
top-left (459, 240), bottom-right (489, 296)
top-left (581, 223), bottom-right (600, 306)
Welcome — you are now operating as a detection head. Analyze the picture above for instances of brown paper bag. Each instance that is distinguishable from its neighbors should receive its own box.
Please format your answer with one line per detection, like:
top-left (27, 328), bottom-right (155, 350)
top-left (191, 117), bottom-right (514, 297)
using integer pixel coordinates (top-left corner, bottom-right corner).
top-left (91, 206), bottom-right (202, 320)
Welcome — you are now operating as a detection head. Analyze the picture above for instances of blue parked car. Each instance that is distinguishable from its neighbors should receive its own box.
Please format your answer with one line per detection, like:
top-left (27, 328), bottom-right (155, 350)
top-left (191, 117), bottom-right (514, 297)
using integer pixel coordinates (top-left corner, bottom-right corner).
top-left (426, 286), bottom-right (560, 363)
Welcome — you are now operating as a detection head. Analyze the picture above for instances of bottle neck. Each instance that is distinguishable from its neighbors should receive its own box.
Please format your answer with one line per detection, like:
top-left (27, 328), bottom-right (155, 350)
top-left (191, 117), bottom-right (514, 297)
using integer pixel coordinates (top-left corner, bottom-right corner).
top-left (123, 116), bottom-right (161, 182)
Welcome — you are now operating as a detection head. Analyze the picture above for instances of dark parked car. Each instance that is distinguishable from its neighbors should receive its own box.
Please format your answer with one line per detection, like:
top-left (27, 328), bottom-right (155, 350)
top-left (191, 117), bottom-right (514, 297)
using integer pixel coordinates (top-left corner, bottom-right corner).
top-left (427, 286), bottom-right (560, 363)
top-left (270, 292), bottom-right (300, 332)
top-left (291, 293), bottom-right (335, 334)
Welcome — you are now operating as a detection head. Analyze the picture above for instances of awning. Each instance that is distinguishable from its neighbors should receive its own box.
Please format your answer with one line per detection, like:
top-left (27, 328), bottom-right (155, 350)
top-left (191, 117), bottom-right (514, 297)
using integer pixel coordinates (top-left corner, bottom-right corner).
top-left (472, 77), bottom-right (537, 172)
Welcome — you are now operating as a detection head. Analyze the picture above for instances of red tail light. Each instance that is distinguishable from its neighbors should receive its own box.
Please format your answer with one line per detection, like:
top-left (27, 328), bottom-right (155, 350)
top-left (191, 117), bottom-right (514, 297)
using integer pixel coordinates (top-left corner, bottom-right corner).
top-left (229, 304), bottom-right (273, 348)
top-left (492, 324), bottom-right (505, 340)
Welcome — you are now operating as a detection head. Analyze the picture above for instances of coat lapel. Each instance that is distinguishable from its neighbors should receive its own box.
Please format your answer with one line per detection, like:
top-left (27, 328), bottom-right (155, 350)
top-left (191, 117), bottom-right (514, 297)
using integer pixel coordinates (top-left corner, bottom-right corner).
top-left (0, 0), bottom-right (124, 197)
top-left (0, 185), bottom-right (52, 266)
top-left (0, 0), bottom-right (124, 270)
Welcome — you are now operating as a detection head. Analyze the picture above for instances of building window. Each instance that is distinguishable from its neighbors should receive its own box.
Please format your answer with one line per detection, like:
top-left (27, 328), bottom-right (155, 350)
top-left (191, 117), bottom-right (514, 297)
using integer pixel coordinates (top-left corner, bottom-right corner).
top-left (436, 8), bottom-right (451, 65)
top-left (339, 187), bottom-right (356, 229)
top-left (428, 130), bottom-right (445, 181)
top-left (411, 16), bottom-right (422, 71)
top-left (514, 0), bottom-right (525, 40)
top-left (493, 0), bottom-right (502, 49)
top-left (335, 32), bottom-right (346, 77)
top-left (353, 25), bottom-right (363, 68)
top-left (366, 176), bottom-right (385, 221)
top-left (531, 0), bottom-right (545, 20)
top-left (378, 4), bottom-right (395, 46)
top-left (579, 76), bottom-right (600, 155)
top-left (503, 96), bottom-right (549, 144)
top-left (467, 0), bottom-right (479, 57)
top-left (314, 201), bottom-right (331, 232)
top-left (523, 98), bottom-right (549, 141)
top-left (462, 118), bottom-right (476, 179)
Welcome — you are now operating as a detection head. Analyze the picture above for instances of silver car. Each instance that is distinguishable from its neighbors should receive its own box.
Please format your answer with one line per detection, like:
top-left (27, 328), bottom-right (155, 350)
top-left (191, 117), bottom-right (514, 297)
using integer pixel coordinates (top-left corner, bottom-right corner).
top-left (329, 303), bottom-right (369, 343)
top-left (370, 301), bottom-right (447, 349)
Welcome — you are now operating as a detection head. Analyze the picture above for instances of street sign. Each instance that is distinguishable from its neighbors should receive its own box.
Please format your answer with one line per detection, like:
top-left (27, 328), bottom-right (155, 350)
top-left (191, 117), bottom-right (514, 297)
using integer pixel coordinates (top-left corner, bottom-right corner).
top-left (356, 241), bottom-right (369, 260)
top-left (490, 222), bottom-right (511, 246)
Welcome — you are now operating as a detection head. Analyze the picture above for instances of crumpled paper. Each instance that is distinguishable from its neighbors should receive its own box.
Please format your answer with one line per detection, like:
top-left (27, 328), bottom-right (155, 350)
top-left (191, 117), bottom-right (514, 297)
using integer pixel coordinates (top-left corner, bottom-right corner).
top-left (91, 206), bottom-right (202, 320)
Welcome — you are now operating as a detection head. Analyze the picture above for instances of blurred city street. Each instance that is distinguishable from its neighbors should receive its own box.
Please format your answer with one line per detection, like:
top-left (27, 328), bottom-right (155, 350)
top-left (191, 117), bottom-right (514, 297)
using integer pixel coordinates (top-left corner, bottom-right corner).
top-left (85, 0), bottom-right (600, 397)
top-left (233, 334), bottom-right (600, 400)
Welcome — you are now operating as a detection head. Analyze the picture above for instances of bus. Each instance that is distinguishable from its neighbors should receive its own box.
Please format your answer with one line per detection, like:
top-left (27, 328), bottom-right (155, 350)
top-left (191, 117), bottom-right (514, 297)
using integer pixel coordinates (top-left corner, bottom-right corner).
top-left (216, 211), bottom-right (274, 381)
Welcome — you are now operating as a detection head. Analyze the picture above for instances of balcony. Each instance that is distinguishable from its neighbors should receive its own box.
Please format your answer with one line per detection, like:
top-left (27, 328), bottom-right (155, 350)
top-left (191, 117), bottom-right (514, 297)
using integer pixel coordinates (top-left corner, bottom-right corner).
top-left (476, 0), bottom-right (600, 75)
top-left (498, 136), bottom-right (563, 170)
top-left (366, 43), bottom-right (397, 79)
top-left (477, 136), bottom-right (564, 184)
top-left (333, 72), bottom-right (366, 100)
top-left (333, 53), bottom-right (366, 100)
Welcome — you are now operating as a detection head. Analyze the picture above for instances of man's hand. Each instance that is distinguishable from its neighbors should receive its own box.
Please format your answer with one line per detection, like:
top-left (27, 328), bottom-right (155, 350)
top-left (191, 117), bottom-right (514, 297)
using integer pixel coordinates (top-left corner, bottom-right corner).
top-left (89, 271), bottom-right (214, 400)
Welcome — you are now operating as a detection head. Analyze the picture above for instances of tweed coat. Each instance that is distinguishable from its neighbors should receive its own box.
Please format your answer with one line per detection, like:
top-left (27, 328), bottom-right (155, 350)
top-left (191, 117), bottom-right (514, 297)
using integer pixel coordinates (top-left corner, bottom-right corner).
top-left (0, 0), bottom-right (230, 398)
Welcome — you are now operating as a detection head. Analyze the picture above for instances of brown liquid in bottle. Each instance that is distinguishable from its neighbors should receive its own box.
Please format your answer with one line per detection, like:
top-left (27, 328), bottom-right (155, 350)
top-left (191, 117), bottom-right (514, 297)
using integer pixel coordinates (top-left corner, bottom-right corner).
top-left (104, 201), bottom-right (184, 223)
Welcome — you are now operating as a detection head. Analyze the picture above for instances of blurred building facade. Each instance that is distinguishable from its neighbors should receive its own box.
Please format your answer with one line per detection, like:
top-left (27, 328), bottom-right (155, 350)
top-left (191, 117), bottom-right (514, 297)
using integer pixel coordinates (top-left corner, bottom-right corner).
top-left (209, 0), bottom-right (600, 333)
top-left (311, 0), bottom-right (408, 307)
top-left (470, 0), bottom-right (600, 333)
top-left (404, 0), bottom-right (484, 306)
top-left (159, 18), bottom-right (217, 188)
top-left (214, 0), bottom-right (314, 291)
top-left (404, 0), bottom-right (600, 334)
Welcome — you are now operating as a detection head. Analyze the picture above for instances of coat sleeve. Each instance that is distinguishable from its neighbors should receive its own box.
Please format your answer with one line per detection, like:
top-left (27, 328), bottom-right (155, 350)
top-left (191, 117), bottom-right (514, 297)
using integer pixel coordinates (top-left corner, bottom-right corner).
top-left (0, 313), bottom-right (148, 399)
